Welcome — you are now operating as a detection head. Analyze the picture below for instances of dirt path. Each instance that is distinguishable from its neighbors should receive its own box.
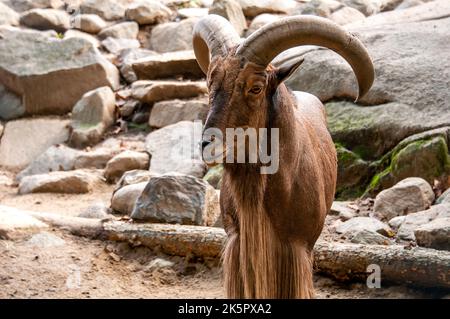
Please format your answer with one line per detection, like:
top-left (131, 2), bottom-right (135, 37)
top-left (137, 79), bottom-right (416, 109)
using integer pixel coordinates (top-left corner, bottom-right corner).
top-left (0, 180), bottom-right (436, 299)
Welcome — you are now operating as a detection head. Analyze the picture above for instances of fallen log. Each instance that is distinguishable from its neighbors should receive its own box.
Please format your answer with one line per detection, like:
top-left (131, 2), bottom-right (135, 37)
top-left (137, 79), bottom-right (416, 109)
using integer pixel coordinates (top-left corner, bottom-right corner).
top-left (314, 241), bottom-right (450, 289)
top-left (103, 221), bottom-right (450, 288)
top-left (103, 221), bottom-right (226, 258)
top-left (26, 211), bottom-right (105, 238)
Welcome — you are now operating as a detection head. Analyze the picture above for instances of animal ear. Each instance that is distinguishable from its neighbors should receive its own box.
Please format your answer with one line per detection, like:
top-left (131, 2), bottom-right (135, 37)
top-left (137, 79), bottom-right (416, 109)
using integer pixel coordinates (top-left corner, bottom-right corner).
top-left (275, 57), bottom-right (305, 83)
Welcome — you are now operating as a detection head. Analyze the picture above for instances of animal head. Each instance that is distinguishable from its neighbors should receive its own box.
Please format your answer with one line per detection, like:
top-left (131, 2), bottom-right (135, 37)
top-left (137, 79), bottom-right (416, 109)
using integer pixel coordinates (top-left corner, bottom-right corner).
top-left (193, 15), bottom-right (374, 162)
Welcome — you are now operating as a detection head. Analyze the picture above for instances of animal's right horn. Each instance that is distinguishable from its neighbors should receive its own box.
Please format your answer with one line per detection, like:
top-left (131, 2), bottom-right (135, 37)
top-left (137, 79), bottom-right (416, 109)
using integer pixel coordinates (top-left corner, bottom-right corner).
top-left (193, 14), bottom-right (241, 74)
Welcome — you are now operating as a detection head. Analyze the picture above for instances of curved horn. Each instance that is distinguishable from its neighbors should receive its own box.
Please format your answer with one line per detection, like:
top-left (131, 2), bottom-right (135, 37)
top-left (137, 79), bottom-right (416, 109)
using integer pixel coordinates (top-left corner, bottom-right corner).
top-left (236, 16), bottom-right (375, 100)
top-left (193, 14), bottom-right (241, 74)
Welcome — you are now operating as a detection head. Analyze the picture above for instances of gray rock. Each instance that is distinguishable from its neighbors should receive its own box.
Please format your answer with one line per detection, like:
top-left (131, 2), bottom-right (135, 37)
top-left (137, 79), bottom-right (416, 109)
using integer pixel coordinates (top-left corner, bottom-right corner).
top-left (0, 28), bottom-right (119, 117)
top-left (102, 37), bottom-right (140, 54)
top-left (0, 118), bottom-right (70, 170)
top-left (395, 0), bottom-right (424, 10)
top-left (149, 98), bottom-right (209, 128)
top-left (78, 201), bottom-right (111, 219)
top-left (178, 7), bottom-right (209, 19)
top-left (347, 229), bottom-right (392, 245)
top-left (0, 2), bottom-right (19, 25)
top-left (111, 181), bottom-right (147, 215)
top-left (118, 48), bottom-right (158, 83)
top-left (64, 29), bottom-right (100, 48)
top-left (388, 215), bottom-right (406, 229)
top-left (80, 0), bottom-right (127, 21)
top-left (73, 148), bottom-right (118, 169)
top-left (0, 205), bottom-right (48, 240)
top-left (209, 0), bottom-right (247, 36)
top-left (436, 188), bottom-right (450, 205)
top-left (150, 18), bottom-right (198, 53)
top-left (336, 216), bottom-right (393, 236)
top-left (415, 217), bottom-right (450, 251)
top-left (69, 86), bottom-right (116, 148)
top-left (396, 204), bottom-right (450, 241)
top-left (115, 169), bottom-right (154, 190)
top-left (349, 0), bottom-right (450, 27)
top-left (299, 0), bottom-right (343, 18)
top-left (131, 173), bottom-right (220, 226)
top-left (131, 80), bottom-right (207, 103)
top-left (0, 84), bottom-right (24, 120)
top-left (98, 21), bottom-right (139, 40)
top-left (2, 0), bottom-right (64, 12)
top-left (373, 178), bottom-right (435, 220)
top-left (16, 144), bottom-right (80, 181)
top-left (71, 13), bottom-right (106, 34)
top-left (203, 164), bottom-right (224, 190)
top-left (146, 257), bottom-right (174, 271)
top-left (104, 150), bottom-right (150, 182)
top-left (283, 18), bottom-right (450, 157)
top-left (26, 231), bottom-right (65, 247)
top-left (132, 50), bottom-right (203, 80)
top-left (125, 0), bottom-right (172, 25)
top-left (330, 6), bottom-right (366, 25)
top-left (236, 0), bottom-right (297, 18)
top-left (145, 121), bottom-right (206, 178)
top-left (342, 0), bottom-right (384, 16)
top-left (245, 13), bottom-right (284, 36)
top-left (18, 170), bottom-right (101, 194)
top-left (20, 8), bottom-right (70, 32)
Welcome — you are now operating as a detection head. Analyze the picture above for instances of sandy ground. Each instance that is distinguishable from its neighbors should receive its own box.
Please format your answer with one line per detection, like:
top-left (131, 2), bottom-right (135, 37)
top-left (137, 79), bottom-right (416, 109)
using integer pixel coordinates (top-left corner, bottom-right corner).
top-left (0, 178), bottom-right (442, 299)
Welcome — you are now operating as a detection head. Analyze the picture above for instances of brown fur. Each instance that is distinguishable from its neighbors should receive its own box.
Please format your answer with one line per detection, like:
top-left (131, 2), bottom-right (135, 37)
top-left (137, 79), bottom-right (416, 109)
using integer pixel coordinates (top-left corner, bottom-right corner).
top-left (204, 54), bottom-right (337, 299)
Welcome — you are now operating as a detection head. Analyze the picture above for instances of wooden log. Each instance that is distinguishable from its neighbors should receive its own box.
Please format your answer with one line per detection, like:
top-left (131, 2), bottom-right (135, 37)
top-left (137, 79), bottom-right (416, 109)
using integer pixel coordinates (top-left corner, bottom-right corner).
top-left (103, 221), bottom-right (226, 258)
top-left (314, 241), bottom-right (450, 289)
top-left (65, 220), bottom-right (450, 288)
top-left (26, 211), bottom-right (105, 238)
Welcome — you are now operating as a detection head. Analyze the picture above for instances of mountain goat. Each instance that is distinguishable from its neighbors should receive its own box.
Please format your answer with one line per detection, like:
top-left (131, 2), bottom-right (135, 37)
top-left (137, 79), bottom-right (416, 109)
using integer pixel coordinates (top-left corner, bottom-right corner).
top-left (193, 15), bottom-right (374, 298)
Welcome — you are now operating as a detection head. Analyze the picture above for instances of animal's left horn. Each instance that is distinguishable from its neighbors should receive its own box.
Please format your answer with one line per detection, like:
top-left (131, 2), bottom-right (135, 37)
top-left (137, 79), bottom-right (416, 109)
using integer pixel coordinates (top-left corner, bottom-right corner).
top-left (236, 16), bottom-right (375, 100)
top-left (193, 14), bottom-right (241, 74)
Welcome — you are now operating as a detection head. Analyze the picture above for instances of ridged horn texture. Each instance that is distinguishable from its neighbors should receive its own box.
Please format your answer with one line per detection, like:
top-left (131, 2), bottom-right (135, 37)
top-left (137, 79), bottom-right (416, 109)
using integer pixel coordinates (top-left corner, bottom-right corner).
top-left (193, 14), bottom-right (241, 74)
top-left (236, 16), bottom-right (375, 100)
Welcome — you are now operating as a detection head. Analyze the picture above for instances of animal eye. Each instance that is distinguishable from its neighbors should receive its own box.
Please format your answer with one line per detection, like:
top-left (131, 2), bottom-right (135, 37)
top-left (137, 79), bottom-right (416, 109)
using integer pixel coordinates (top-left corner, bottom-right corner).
top-left (249, 86), bottom-right (263, 94)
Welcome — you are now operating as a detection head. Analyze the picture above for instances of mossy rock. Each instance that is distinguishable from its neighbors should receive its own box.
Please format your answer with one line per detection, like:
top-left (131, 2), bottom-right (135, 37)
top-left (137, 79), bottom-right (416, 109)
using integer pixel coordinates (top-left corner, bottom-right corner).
top-left (366, 136), bottom-right (450, 195)
top-left (203, 164), bottom-right (223, 189)
top-left (335, 143), bottom-right (372, 200)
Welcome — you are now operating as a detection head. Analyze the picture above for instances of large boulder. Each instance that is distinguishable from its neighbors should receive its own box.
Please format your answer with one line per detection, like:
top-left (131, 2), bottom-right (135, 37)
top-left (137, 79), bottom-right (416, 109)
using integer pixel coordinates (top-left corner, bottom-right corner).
top-left (3, 0), bottom-right (64, 12)
top-left (245, 13), bottom-right (284, 36)
top-left (329, 6), bottom-right (366, 25)
top-left (71, 13), bottom-right (106, 34)
top-left (79, 0), bottom-right (127, 21)
top-left (283, 17), bottom-right (450, 159)
top-left (0, 27), bottom-right (119, 118)
top-left (131, 50), bottom-right (203, 80)
top-left (104, 150), bottom-right (150, 182)
top-left (0, 84), bottom-right (24, 120)
top-left (18, 170), bottom-right (101, 194)
top-left (335, 216), bottom-right (393, 236)
top-left (149, 98), bottom-right (209, 128)
top-left (236, 0), bottom-right (297, 18)
top-left (131, 80), bottom-right (207, 103)
top-left (0, 117), bottom-right (70, 170)
top-left (209, 0), bottom-right (247, 36)
top-left (396, 204), bottom-right (450, 241)
top-left (131, 173), bottom-right (220, 226)
top-left (414, 217), bottom-right (450, 251)
top-left (111, 181), bottom-right (147, 215)
top-left (19, 8), bottom-right (70, 32)
top-left (125, 0), bottom-right (172, 25)
top-left (64, 29), bottom-right (100, 48)
top-left (98, 21), bottom-right (139, 40)
top-left (69, 86), bottom-right (116, 148)
top-left (373, 178), bottom-right (435, 220)
top-left (118, 48), bottom-right (158, 83)
top-left (0, 2), bottom-right (20, 25)
top-left (149, 18), bottom-right (198, 53)
top-left (145, 121), bottom-right (206, 177)
top-left (101, 37), bottom-right (140, 55)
